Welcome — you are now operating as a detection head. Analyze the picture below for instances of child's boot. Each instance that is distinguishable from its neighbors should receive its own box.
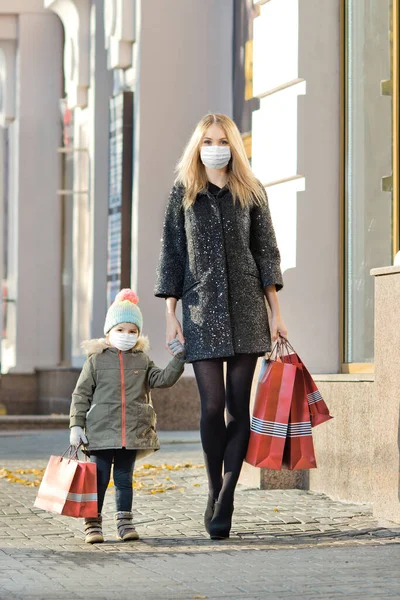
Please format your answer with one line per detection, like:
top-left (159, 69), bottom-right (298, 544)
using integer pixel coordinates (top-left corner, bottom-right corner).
top-left (84, 514), bottom-right (104, 544)
top-left (115, 511), bottom-right (140, 541)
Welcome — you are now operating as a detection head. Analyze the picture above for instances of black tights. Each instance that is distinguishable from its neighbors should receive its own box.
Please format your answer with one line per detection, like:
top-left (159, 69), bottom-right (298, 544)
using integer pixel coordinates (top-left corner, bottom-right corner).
top-left (193, 354), bottom-right (258, 505)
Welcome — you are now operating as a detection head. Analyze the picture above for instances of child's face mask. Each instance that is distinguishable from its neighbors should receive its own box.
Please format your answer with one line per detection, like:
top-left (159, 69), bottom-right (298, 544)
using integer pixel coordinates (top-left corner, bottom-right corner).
top-left (109, 330), bottom-right (138, 351)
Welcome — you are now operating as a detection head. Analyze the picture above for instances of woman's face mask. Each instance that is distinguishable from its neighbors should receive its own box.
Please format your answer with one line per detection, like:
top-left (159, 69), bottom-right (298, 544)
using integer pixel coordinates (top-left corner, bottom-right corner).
top-left (200, 145), bottom-right (231, 170)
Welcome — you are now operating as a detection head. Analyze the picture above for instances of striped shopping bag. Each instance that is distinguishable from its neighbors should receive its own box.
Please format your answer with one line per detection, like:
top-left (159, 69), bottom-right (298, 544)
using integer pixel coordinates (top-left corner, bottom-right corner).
top-left (282, 368), bottom-right (317, 470)
top-left (34, 448), bottom-right (98, 518)
top-left (302, 365), bottom-right (333, 427)
top-left (245, 358), bottom-right (297, 470)
top-left (281, 343), bottom-right (333, 427)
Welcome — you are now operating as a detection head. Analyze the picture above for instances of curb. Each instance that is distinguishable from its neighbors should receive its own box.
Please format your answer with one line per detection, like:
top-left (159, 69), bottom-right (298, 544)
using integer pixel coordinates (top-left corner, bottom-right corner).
top-left (0, 416), bottom-right (69, 430)
top-left (0, 416), bottom-right (201, 444)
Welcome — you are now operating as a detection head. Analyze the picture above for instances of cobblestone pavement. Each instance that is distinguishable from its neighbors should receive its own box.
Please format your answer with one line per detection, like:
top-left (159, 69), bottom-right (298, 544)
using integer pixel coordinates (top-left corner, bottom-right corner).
top-left (0, 431), bottom-right (399, 599)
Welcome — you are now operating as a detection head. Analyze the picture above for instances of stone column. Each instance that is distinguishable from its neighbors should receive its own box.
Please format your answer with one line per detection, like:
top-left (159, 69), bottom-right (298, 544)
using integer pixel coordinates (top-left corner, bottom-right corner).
top-left (87, 0), bottom-right (112, 340)
top-left (6, 12), bottom-right (63, 372)
top-left (0, 14), bottom-right (17, 371)
top-left (134, 0), bottom-right (234, 368)
top-left (46, 0), bottom-right (111, 365)
top-left (0, 126), bottom-right (5, 367)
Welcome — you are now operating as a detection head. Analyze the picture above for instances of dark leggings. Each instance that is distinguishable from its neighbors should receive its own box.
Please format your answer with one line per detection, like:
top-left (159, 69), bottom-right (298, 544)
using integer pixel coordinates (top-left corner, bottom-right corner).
top-left (90, 449), bottom-right (136, 513)
top-left (193, 354), bottom-right (258, 505)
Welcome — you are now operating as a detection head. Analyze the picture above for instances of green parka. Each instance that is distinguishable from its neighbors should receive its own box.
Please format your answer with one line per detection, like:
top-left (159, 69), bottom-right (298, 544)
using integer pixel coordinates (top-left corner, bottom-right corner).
top-left (69, 336), bottom-right (185, 459)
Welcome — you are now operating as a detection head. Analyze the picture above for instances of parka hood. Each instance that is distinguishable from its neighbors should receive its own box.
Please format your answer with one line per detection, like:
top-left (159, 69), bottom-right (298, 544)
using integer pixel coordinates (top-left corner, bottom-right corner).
top-left (81, 336), bottom-right (150, 357)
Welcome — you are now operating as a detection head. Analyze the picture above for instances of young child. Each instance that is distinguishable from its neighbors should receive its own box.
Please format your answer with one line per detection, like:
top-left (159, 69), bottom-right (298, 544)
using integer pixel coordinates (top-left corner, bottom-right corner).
top-left (69, 289), bottom-right (185, 544)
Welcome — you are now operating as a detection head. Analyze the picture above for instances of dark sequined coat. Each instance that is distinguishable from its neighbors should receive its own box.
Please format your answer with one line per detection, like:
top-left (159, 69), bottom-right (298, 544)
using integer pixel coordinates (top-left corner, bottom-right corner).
top-left (154, 183), bottom-right (283, 362)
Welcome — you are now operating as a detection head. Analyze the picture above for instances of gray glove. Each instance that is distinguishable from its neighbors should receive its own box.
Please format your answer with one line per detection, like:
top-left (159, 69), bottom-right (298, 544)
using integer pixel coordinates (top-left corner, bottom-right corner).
top-left (168, 339), bottom-right (186, 361)
top-left (70, 426), bottom-right (88, 447)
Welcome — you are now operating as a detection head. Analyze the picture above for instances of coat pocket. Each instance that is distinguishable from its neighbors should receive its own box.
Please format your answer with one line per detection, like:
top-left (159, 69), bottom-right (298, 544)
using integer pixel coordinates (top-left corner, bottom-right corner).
top-left (182, 279), bottom-right (200, 297)
top-left (246, 270), bottom-right (261, 281)
top-left (241, 271), bottom-right (264, 296)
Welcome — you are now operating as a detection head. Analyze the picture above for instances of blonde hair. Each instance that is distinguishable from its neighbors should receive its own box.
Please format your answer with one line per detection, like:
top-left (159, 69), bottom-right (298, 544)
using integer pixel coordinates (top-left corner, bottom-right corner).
top-left (175, 113), bottom-right (266, 209)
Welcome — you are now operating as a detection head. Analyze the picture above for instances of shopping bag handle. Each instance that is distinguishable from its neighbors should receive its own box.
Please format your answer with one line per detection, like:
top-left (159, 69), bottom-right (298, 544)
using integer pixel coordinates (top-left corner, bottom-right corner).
top-left (277, 336), bottom-right (302, 365)
top-left (267, 335), bottom-right (299, 364)
top-left (275, 334), bottom-right (298, 351)
top-left (60, 444), bottom-right (82, 462)
top-left (279, 335), bottom-right (296, 353)
top-left (267, 336), bottom-right (291, 362)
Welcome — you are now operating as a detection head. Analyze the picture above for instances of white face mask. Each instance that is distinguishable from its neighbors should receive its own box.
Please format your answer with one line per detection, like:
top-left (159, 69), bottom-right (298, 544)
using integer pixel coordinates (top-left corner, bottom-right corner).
top-left (109, 331), bottom-right (138, 352)
top-left (200, 146), bottom-right (231, 170)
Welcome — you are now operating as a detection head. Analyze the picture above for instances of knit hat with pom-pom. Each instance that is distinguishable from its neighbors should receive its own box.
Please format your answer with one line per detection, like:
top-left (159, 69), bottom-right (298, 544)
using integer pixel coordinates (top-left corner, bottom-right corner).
top-left (104, 289), bottom-right (143, 334)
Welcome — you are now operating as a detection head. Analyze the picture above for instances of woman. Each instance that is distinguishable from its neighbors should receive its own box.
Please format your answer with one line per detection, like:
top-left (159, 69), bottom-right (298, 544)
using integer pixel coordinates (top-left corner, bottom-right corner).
top-left (154, 114), bottom-right (288, 540)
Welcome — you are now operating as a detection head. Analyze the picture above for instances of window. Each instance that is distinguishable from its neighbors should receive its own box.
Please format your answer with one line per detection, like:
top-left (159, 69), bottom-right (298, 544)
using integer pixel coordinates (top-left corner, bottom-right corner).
top-left (344, 0), bottom-right (398, 364)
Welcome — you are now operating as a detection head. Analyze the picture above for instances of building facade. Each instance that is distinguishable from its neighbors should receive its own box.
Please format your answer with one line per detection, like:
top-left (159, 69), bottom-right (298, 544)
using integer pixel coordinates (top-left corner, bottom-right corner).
top-left (1, 0), bottom-right (399, 522)
top-left (0, 0), bottom-right (398, 378)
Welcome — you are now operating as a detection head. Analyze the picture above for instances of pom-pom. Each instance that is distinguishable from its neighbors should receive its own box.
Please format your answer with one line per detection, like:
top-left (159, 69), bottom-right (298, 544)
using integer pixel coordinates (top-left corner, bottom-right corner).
top-left (114, 289), bottom-right (139, 305)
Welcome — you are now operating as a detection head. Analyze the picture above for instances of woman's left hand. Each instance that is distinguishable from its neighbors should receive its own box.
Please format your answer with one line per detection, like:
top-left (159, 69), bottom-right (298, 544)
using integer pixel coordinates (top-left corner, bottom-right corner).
top-left (270, 314), bottom-right (288, 342)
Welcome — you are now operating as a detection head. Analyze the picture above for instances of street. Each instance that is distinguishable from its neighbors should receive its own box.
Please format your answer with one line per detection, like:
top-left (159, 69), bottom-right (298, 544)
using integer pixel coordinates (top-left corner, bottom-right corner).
top-left (0, 431), bottom-right (399, 600)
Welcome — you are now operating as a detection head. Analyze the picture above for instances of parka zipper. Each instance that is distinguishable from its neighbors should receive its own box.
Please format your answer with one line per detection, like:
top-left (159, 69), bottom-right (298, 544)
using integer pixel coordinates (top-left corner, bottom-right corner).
top-left (118, 351), bottom-right (127, 447)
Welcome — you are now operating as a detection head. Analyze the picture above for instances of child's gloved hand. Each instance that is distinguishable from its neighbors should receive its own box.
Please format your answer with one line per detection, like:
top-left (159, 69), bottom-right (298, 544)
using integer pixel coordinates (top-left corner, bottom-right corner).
top-left (70, 426), bottom-right (88, 447)
top-left (168, 339), bottom-right (186, 361)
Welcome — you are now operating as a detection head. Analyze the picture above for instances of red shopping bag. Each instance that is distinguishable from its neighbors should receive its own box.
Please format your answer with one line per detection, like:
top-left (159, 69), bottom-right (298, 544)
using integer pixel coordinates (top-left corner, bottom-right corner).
top-left (34, 447), bottom-right (98, 518)
top-left (282, 369), bottom-right (317, 470)
top-left (302, 364), bottom-right (333, 427)
top-left (281, 345), bottom-right (333, 427)
top-left (245, 358), bottom-right (297, 470)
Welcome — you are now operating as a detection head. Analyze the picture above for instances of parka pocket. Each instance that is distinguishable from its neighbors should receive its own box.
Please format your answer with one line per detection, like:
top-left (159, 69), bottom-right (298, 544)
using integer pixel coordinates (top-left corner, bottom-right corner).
top-left (137, 404), bottom-right (157, 438)
top-left (86, 403), bottom-right (109, 427)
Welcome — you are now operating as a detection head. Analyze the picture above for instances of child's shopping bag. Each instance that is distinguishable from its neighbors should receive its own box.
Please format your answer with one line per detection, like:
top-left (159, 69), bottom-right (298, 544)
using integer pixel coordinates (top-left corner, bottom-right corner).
top-left (34, 446), bottom-right (98, 518)
top-left (245, 357), bottom-right (297, 470)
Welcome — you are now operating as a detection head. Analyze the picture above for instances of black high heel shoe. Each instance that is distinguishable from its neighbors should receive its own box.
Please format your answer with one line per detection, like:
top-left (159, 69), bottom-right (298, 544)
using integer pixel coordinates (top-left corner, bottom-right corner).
top-left (204, 495), bottom-right (217, 534)
top-left (209, 501), bottom-right (234, 540)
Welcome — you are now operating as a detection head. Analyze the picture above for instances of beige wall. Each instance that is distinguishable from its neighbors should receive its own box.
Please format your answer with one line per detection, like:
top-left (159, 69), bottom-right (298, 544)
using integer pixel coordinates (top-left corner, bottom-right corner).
top-left (371, 266), bottom-right (400, 523)
top-left (310, 377), bottom-right (374, 503)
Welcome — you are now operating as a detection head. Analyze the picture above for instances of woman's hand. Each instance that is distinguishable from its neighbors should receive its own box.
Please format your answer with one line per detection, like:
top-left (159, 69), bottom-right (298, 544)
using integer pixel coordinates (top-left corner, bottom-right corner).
top-left (264, 285), bottom-right (288, 342)
top-left (166, 312), bottom-right (185, 356)
top-left (270, 314), bottom-right (288, 342)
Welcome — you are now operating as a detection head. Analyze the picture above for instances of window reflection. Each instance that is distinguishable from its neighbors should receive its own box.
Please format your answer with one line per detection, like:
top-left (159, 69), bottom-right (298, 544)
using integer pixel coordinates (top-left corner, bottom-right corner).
top-left (345, 0), bottom-right (393, 363)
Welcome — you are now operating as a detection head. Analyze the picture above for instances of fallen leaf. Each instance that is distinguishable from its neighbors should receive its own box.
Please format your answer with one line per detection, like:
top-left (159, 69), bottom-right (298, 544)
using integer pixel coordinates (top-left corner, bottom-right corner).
top-left (2, 461), bottom-right (204, 493)
top-left (274, 507), bottom-right (279, 512)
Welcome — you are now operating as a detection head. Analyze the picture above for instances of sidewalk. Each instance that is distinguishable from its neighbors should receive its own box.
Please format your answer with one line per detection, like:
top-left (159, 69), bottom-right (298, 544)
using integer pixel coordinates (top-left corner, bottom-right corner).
top-left (0, 430), bottom-right (399, 599)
